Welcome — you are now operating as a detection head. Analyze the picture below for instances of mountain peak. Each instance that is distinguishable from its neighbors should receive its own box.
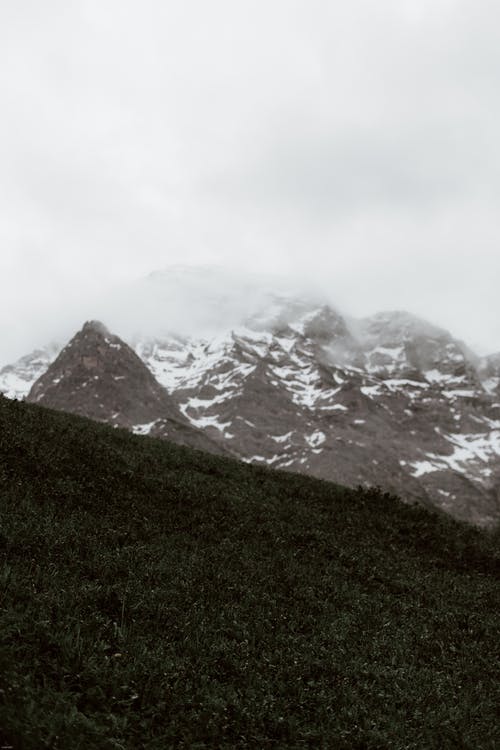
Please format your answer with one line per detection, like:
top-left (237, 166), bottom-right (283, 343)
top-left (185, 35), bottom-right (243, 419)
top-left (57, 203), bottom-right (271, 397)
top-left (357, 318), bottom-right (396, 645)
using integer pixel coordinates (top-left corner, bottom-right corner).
top-left (26, 323), bottom-right (227, 456)
top-left (27, 323), bottom-right (168, 424)
top-left (302, 305), bottom-right (349, 342)
top-left (81, 320), bottom-right (110, 337)
top-left (359, 310), bottom-right (448, 343)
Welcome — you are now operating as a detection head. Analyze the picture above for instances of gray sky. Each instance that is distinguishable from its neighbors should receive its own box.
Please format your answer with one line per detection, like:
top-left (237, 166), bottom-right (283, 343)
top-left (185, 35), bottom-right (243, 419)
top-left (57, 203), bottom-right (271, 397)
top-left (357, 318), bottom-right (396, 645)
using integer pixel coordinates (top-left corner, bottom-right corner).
top-left (1, 0), bottom-right (499, 364)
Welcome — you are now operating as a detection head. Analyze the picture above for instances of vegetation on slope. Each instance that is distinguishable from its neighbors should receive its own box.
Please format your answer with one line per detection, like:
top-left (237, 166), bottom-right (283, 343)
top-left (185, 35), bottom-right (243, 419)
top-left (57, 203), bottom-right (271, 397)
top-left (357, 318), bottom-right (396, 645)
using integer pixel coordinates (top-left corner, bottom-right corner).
top-left (0, 395), bottom-right (498, 749)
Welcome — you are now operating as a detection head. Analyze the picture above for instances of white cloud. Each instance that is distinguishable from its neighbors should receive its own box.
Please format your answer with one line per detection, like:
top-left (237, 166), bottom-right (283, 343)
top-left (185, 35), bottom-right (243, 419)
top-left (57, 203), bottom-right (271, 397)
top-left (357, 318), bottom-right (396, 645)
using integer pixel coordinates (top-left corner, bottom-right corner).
top-left (0, 0), bottom-right (499, 362)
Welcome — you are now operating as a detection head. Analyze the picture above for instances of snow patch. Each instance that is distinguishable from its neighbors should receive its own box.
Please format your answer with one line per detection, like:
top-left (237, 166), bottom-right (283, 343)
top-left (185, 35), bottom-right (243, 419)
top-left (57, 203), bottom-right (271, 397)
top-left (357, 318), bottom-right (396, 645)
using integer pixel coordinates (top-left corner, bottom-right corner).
top-left (132, 420), bottom-right (158, 436)
top-left (180, 406), bottom-right (234, 438)
top-left (410, 460), bottom-right (440, 478)
top-left (361, 385), bottom-right (383, 398)
top-left (272, 431), bottom-right (294, 444)
top-left (443, 389), bottom-right (476, 399)
top-left (306, 431), bottom-right (326, 448)
top-left (409, 429), bottom-right (500, 480)
top-left (320, 403), bottom-right (348, 412)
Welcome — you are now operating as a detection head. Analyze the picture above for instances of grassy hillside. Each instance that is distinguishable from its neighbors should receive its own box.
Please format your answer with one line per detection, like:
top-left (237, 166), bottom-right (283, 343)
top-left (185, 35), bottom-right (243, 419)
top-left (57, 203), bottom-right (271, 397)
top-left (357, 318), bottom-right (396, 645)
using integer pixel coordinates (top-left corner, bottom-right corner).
top-left (0, 395), bottom-right (498, 749)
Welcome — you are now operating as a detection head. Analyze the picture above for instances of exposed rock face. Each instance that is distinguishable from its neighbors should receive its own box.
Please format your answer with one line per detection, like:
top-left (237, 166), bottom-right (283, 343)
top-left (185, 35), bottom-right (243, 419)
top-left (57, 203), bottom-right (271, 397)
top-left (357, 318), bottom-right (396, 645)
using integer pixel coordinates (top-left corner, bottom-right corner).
top-left (26, 321), bottom-right (227, 456)
top-left (5, 299), bottom-right (500, 527)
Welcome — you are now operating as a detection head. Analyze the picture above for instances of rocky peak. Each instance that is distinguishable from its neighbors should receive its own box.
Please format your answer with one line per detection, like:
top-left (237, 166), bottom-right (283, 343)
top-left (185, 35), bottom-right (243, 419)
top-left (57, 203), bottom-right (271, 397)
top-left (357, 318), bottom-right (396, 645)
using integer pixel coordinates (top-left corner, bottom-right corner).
top-left (245, 296), bottom-right (320, 334)
top-left (26, 322), bottom-right (227, 456)
top-left (303, 305), bottom-right (349, 343)
top-left (355, 310), bottom-right (480, 386)
top-left (81, 320), bottom-right (110, 337)
top-left (27, 321), bottom-right (174, 426)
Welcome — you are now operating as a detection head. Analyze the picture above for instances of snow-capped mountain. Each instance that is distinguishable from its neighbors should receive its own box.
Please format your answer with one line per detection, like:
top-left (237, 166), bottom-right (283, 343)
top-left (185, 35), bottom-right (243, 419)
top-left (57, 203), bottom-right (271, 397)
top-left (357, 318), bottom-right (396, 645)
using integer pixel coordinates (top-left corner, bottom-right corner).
top-left (0, 343), bottom-right (60, 400)
top-left (134, 302), bottom-right (500, 527)
top-left (2, 268), bottom-right (499, 527)
top-left (26, 321), bottom-right (227, 456)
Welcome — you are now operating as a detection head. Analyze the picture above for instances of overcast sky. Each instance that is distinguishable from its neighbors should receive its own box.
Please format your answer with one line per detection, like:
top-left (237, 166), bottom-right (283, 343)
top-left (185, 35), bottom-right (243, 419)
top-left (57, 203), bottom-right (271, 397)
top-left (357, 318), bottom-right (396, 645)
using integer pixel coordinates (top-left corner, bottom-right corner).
top-left (1, 0), bottom-right (499, 364)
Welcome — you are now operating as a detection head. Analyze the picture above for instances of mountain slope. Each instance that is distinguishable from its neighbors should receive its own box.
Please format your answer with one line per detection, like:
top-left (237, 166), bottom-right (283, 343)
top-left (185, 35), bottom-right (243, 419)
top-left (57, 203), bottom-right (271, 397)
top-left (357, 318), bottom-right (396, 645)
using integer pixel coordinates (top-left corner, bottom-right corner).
top-left (138, 303), bottom-right (500, 527)
top-left (0, 395), bottom-right (498, 749)
top-left (26, 321), bottom-right (227, 456)
top-left (4, 290), bottom-right (500, 526)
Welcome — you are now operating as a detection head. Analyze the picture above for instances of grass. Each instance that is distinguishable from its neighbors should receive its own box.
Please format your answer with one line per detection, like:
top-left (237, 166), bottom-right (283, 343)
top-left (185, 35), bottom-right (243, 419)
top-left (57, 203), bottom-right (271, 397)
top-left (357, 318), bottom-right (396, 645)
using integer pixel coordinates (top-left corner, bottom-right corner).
top-left (0, 394), bottom-right (498, 749)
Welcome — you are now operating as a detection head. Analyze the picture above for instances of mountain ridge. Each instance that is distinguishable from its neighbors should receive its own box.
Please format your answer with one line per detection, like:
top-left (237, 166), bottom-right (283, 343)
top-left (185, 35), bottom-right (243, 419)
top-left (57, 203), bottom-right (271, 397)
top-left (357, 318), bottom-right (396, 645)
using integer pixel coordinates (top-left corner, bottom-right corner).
top-left (2, 287), bottom-right (499, 527)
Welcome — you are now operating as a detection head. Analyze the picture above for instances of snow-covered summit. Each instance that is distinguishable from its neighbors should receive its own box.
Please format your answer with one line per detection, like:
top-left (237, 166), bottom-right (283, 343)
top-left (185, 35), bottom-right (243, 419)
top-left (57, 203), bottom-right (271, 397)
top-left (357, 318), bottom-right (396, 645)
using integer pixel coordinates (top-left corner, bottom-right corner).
top-left (2, 269), bottom-right (499, 527)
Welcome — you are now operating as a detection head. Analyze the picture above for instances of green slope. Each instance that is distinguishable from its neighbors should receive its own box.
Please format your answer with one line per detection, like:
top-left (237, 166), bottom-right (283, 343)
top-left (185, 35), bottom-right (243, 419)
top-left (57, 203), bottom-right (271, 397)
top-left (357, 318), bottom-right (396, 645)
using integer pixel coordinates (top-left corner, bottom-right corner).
top-left (0, 395), bottom-right (498, 749)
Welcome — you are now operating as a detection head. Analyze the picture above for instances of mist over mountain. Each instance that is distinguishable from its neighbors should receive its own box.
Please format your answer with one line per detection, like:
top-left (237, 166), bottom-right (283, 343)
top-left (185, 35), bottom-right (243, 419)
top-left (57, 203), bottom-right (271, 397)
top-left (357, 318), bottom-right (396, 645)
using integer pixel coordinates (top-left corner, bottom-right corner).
top-left (95, 265), bottom-right (330, 342)
top-left (2, 265), bottom-right (498, 369)
top-left (3, 266), bottom-right (499, 528)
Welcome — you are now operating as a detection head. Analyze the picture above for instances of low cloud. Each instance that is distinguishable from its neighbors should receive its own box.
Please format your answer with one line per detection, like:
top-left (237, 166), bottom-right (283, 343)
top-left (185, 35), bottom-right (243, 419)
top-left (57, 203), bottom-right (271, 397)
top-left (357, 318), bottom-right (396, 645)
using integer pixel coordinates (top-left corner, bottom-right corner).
top-left (0, 0), bottom-right (499, 361)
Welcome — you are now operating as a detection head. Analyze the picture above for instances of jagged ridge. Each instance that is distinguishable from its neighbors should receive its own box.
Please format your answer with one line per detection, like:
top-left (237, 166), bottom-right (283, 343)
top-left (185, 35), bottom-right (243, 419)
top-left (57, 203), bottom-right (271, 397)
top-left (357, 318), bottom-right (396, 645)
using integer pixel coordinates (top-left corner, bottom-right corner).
top-left (2, 294), bottom-right (499, 526)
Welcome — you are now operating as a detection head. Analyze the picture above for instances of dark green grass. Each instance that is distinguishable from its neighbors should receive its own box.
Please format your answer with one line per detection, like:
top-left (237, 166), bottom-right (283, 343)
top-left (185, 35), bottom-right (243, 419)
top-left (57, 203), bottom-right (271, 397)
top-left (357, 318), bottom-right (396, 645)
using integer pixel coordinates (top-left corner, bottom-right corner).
top-left (0, 396), bottom-right (498, 749)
